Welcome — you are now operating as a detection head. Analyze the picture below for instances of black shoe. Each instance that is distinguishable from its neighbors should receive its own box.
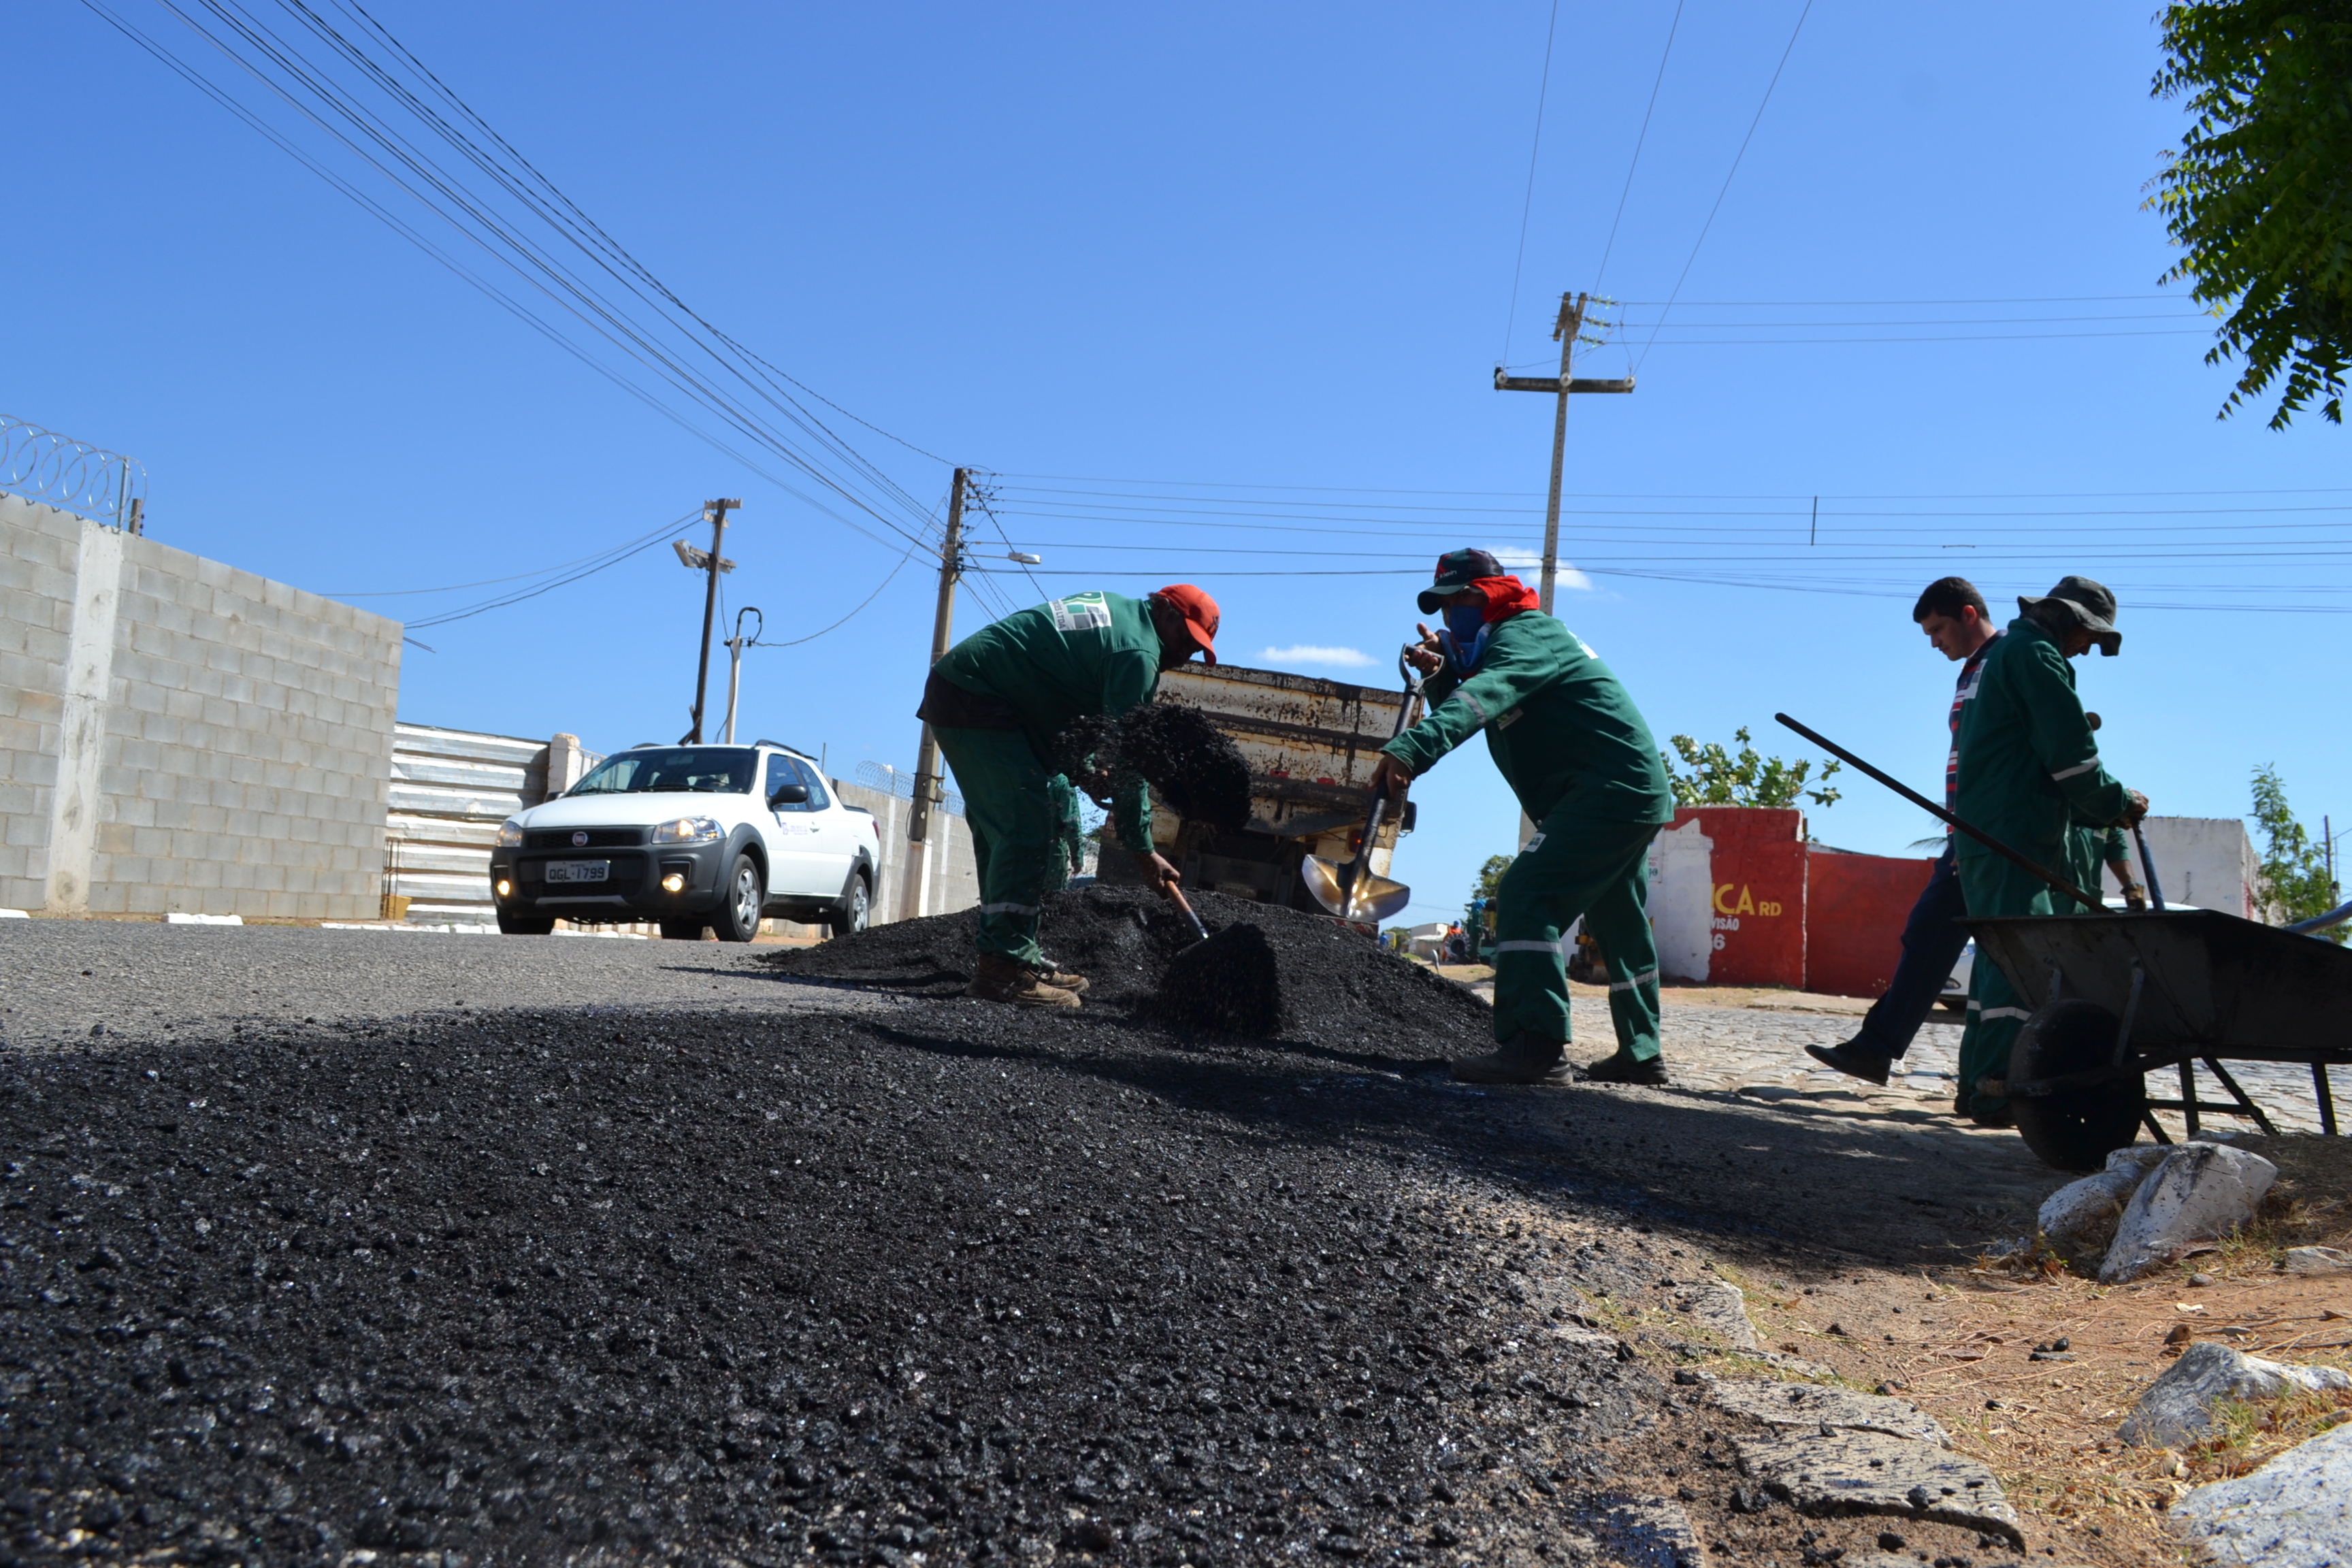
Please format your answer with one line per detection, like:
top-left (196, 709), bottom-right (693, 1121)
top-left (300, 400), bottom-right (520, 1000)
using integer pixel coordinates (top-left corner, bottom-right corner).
top-left (1580, 1051), bottom-right (1669, 1087)
top-left (1805, 1038), bottom-right (1893, 1086)
top-left (1451, 1030), bottom-right (1573, 1087)
top-left (1969, 1102), bottom-right (2016, 1130)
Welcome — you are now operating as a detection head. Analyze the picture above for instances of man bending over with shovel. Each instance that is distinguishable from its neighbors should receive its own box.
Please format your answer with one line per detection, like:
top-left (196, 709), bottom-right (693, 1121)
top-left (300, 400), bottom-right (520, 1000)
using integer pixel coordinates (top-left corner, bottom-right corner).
top-left (918, 585), bottom-right (1220, 1009)
top-left (1371, 550), bottom-right (1676, 1087)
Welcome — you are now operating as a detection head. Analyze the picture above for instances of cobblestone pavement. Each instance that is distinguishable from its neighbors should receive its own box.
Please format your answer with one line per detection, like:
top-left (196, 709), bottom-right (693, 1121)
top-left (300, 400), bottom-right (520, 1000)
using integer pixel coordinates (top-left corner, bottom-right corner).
top-left (1439, 965), bottom-right (2346, 1141)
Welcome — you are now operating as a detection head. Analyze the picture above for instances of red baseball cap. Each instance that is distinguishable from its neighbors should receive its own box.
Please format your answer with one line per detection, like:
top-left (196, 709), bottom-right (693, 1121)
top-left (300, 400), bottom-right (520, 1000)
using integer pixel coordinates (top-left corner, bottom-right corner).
top-left (1154, 583), bottom-right (1220, 664)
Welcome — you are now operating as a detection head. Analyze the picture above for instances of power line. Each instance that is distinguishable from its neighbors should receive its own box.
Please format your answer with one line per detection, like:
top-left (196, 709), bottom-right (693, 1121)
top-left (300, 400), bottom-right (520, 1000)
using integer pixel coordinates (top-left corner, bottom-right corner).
top-left (325, 517), bottom-right (686, 595)
top-left (1591, 0), bottom-right (1684, 293)
top-left (1497, 0), bottom-right (1562, 366)
top-left (404, 513), bottom-right (700, 628)
top-left (1635, 0), bottom-right (1815, 373)
top-left (88, 0), bottom-right (947, 560)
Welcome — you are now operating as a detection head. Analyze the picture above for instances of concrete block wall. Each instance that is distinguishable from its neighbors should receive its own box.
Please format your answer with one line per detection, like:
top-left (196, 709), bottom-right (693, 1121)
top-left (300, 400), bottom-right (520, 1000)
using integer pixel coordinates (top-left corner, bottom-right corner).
top-left (1, 493), bottom-right (403, 919)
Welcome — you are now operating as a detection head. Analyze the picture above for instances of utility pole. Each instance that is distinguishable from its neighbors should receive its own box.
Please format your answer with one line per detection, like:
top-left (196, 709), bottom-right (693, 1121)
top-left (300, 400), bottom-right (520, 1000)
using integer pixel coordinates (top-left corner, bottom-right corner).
top-left (684, 498), bottom-right (742, 743)
top-left (1494, 291), bottom-right (1635, 612)
top-left (721, 606), bottom-right (762, 745)
top-left (902, 468), bottom-right (968, 921)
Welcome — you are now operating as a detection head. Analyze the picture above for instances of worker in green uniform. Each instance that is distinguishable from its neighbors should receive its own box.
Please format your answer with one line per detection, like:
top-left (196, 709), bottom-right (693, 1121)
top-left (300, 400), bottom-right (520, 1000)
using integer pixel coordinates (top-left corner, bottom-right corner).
top-left (917, 585), bottom-right (1220, 1008)
top-left (1371, 549), bottom-right (1676, 1087)
top-left (1951, 576), bottom-right (2147, 1124)
top-left (1042, 774), bottom-right (1088, 894)
top-left (2058, 715), bottom-right (2147, 916)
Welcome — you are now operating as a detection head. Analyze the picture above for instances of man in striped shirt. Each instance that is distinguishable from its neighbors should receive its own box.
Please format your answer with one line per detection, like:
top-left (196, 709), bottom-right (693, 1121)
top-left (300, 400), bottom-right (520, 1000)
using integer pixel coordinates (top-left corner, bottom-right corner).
top-left (1808, 577), bottom-right (2002, 1086)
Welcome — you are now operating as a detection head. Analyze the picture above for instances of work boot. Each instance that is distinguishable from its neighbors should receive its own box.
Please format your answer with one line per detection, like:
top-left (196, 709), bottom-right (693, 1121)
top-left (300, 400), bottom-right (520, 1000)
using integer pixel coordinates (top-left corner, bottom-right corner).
top-left (1805, 1038), bottom-right (1893, 1086)
top-left (1030, 960), bottom-right (1090, 995)
top-left (1580, 1050), bottom-right (1670, 1087)
top-left (966, 953), bottom-right (1081, 1010)
top-left (1450, 1030), bottom-right (1573, 1087)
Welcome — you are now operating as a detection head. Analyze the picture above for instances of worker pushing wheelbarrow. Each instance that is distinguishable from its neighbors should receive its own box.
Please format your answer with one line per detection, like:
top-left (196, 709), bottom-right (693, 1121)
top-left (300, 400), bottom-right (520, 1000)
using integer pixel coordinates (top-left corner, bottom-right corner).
top-left (1780, 704), bottom-right (2352, 1172)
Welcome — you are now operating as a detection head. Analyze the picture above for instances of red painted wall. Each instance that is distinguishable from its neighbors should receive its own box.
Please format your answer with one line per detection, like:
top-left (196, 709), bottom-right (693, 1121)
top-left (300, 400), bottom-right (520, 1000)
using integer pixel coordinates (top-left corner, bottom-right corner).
top-left (1678, 806), bottom-right (1808, 989)
top-left (1805, 849), bottom-right (1938, 999)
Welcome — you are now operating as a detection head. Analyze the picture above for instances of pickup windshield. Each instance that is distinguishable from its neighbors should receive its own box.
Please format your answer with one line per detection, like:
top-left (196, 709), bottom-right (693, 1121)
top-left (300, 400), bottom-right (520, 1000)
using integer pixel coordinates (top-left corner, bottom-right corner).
top-left (568, 747), bottom-right (758, 796)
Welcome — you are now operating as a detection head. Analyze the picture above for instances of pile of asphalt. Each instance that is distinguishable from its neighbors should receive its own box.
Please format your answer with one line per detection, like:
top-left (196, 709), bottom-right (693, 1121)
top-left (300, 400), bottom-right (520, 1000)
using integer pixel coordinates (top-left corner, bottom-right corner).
top-left (1051, 704), bottom-right (1254, 836)
top-left (766, 885), bottom-right (1492, 1051)
top-left (0, 1002), bottom-right (1693, 1567)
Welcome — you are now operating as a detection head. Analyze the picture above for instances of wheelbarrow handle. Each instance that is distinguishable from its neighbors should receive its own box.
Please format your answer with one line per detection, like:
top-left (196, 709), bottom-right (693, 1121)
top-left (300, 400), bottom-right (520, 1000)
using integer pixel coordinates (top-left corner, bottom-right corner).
top-left (2132, 822), bottom-right (2167, 913)
top-left (1774, 713), bottom-right (2102, 911)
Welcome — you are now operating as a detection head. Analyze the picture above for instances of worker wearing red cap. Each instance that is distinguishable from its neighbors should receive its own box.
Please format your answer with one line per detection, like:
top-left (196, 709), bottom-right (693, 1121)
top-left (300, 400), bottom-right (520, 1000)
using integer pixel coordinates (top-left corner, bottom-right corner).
top-left (1372, 549), bottom-right (1676, 1086)
top-left (919, 586), bottom-right (1220, 1007)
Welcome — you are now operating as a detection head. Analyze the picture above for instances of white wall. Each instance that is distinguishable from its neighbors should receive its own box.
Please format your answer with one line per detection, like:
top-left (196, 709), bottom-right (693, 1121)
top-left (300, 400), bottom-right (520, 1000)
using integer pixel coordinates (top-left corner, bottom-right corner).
top-left (2100, 816), bottom-right (2257, 917)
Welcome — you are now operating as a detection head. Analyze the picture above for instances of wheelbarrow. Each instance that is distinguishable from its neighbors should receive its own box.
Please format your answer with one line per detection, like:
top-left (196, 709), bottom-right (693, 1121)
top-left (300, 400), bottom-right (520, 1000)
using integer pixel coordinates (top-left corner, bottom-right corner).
top-left (1966, 910), bottom-right (2352, 1169)
top-left (1770, 710), bottom-right (2352, 1171)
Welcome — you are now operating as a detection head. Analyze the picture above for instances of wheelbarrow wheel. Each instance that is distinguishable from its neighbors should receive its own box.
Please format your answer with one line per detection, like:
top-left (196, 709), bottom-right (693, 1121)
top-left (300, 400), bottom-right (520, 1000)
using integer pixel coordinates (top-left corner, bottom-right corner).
top-left (2007, 997), bottom-right (2146, 1172)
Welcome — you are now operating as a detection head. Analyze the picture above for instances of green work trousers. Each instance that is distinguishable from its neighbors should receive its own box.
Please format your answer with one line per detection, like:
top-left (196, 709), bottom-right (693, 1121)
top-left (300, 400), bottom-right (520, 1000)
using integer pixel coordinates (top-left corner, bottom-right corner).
top-left (1490, 809), bottom-right (1665, 1060)
top-left (1955, 853), bottom-right (2055, 1117)
top-left (934, 725), bottom-right (1054, 966)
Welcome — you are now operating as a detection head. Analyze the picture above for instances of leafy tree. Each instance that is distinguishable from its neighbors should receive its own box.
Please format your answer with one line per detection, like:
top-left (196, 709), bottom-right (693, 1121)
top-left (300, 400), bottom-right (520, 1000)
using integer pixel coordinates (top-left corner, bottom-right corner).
top-left (2250, 763), bottom-right (2345, 939)
top-left (1661, 728), bottom-right (1842, 810)
top-left (2150, 3), bottom-right (2352, 427)
top-left (1469, 854), bottom-right (1513, 904)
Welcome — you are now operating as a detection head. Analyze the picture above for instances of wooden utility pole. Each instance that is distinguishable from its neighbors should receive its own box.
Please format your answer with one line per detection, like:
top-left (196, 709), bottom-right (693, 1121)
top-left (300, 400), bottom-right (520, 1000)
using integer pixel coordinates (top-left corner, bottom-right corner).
top-left (1494, 291), bottom-right (1635, 612)
top-left (901, 468), bottom-right (967, 920)
top-left (685, 498), bottom-right (742, 742)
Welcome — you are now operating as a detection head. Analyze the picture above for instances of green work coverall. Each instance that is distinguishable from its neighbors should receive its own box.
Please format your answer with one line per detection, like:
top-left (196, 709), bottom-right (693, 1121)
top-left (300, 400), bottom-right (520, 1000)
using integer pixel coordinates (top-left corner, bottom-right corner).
top-left (1382, 612), bottom-right (1676, 1058)
top-left (1950, 616), bottom-right (2133, 1115)
top-left (928, 591), bottom-right (1158, 966)
top-left (2059, 821), bottom-right (2129, 916)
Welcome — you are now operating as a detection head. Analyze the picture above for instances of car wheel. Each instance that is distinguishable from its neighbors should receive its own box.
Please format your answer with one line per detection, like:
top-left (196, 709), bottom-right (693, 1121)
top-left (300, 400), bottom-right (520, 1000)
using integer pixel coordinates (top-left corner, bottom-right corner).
top-left (658, 918), bottom-right (706, 941)
top-left (497, 912), bottom-right (555, 936)
top-left (712, 853), bottom-right (763, 943)
top-left (2008, 996), bottom-right (2146, 1172)
top-left (827, 874), bottom-right (871, 938)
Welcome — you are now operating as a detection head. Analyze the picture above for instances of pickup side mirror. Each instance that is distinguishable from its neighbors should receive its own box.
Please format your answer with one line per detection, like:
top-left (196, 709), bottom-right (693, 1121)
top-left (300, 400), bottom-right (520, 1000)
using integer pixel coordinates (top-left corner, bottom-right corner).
top-left (768, 783), bottom-right (810, 806)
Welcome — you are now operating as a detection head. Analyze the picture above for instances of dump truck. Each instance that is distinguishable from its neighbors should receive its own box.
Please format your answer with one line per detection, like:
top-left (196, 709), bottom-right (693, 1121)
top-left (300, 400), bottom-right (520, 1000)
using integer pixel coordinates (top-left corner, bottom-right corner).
top-left (1094, 662), bottom-right (1424, 916)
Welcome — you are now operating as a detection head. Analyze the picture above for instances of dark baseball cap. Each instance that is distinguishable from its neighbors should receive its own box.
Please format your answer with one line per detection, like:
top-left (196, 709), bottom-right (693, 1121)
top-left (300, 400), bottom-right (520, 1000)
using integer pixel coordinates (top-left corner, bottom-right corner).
top-left (2019, 575), bottom-right (2121, 656)
top-left (1416, 548), bottom-right (1509, 613)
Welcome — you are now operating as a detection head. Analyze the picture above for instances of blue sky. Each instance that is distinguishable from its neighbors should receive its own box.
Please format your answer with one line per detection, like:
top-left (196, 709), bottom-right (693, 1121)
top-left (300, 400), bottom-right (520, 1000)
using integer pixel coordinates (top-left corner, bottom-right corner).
top-left (13, 1), bottom-right (2347, 926)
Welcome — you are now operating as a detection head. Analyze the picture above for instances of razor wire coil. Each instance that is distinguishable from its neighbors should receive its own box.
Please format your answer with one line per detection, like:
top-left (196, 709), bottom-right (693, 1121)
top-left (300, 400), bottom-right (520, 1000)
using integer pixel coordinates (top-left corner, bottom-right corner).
top-left (1, 414), bottom-right (147, 523)
top-left (855, 760), bottom-right (962, 817)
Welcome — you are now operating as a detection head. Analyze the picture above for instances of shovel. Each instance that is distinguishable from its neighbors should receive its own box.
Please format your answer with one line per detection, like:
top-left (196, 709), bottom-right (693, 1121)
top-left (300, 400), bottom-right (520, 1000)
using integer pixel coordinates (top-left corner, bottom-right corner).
top-left (1303, 655), bottom-right (1424, 924)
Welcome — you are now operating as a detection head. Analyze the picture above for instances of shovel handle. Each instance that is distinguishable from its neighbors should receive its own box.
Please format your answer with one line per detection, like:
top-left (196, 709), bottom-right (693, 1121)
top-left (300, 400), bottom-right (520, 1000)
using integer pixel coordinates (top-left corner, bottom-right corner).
top-left (1162, 879), bottom-right (1210, 942)
top-left (2132, 823), bottom-right (2167, 913)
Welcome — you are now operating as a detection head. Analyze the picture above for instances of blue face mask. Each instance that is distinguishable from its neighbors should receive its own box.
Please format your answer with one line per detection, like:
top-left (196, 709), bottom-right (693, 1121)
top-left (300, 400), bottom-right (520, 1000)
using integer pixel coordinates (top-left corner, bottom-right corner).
top-left (1439, 600), bottom-right (1490, 673)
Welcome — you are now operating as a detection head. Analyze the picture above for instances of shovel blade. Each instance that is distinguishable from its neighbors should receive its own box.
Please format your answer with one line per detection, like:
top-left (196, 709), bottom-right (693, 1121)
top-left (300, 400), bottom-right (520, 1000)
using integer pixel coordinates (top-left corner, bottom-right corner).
top-left (1302, 853), bottom-right (1412, 924)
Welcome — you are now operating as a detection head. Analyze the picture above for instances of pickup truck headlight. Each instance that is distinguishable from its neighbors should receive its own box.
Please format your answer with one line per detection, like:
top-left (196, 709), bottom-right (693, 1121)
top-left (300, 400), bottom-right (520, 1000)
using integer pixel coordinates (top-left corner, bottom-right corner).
top-left (652, 816), bottom-right (723, 845)
top-left (495, 819), bottom-right (525, 848)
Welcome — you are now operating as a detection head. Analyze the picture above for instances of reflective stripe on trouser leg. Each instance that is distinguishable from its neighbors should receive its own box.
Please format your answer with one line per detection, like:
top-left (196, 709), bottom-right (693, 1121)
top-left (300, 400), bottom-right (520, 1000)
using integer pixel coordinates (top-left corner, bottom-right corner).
top-left (1954, 849), bottom-right (2055, 1115)
top-left (1489, 809), bottom-right (1665, 1055)
top-left (933, 724), bottom-right (1054, 966)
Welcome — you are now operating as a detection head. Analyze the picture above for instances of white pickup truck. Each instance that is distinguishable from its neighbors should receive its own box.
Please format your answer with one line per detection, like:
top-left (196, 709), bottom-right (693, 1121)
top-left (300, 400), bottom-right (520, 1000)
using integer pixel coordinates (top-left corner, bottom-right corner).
top-left (487, 742), bottom-right (879, 941)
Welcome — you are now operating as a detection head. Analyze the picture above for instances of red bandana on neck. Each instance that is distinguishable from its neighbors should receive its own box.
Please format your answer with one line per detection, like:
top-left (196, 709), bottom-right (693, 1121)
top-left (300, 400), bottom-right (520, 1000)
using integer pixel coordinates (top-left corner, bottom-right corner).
top-left (1469, 575), bottom-right (1541, 621)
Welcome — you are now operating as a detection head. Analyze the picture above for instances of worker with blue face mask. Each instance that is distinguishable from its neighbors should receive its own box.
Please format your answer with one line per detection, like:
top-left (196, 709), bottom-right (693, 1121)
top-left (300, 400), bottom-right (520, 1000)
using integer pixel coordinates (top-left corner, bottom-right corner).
top-left (1370, 549), bottom-right (1676, 1086)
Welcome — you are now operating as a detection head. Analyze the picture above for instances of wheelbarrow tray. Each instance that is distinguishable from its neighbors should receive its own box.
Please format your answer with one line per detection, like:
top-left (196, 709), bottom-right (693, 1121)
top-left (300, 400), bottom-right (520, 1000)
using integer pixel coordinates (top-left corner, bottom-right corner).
top-left (1962, 909), bottom-right (2352, 1059)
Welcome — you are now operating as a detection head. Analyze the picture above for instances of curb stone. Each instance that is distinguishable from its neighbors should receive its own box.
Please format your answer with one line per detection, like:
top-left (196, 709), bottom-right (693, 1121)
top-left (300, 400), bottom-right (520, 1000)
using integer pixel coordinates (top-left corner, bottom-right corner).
top-left (1729, 1428), bottom-right (2025, 1545)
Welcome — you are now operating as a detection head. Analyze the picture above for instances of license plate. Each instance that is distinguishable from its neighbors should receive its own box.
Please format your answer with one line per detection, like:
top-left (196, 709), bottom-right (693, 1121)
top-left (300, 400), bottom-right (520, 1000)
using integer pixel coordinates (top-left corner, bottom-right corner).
top-left (544, 860), bottom-right (610, 884)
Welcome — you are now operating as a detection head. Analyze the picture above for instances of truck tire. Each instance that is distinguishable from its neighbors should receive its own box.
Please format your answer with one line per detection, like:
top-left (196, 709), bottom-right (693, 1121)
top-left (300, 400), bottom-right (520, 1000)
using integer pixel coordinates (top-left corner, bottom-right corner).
top-left (826, 873), bottom-right (871, 939)
top-left (2008, 996), bottom-right (2145, 1172)
top-left (497, 912), bottom-right (555, 936)
top-left (710, 853), bottom-right (764, 943)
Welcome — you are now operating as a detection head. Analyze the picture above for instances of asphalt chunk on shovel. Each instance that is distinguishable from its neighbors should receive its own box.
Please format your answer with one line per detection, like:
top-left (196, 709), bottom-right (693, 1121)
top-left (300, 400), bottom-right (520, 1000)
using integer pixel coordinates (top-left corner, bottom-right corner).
top-left (1053, 700), bottom-right (1253, 834)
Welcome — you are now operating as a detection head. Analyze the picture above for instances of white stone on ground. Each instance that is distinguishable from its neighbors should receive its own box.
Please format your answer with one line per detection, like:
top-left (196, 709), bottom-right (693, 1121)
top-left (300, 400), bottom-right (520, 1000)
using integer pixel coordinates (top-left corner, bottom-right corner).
top-left (2119, 1342), bottom-right (2352, 1447)
top-left (2285, 1245), bottom-right (2352, 1276)
top-left (2099, 1143), bottom-right (2278, 1285)
top-left (2174, 1417), bottom-right (2352, 1567)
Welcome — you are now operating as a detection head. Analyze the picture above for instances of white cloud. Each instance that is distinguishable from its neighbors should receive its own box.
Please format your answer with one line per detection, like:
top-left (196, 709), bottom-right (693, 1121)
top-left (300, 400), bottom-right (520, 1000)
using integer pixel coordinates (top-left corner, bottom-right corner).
top-left (1490, 548), bottom-right (1592, 591)
top-left (1259, 644), bottom-right (1375, 669)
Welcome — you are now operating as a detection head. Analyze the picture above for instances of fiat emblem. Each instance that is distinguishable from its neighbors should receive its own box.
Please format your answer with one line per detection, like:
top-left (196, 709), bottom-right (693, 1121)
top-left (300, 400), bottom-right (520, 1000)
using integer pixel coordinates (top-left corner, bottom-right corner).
top-left (571, 831), bottom-right (589, 847)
